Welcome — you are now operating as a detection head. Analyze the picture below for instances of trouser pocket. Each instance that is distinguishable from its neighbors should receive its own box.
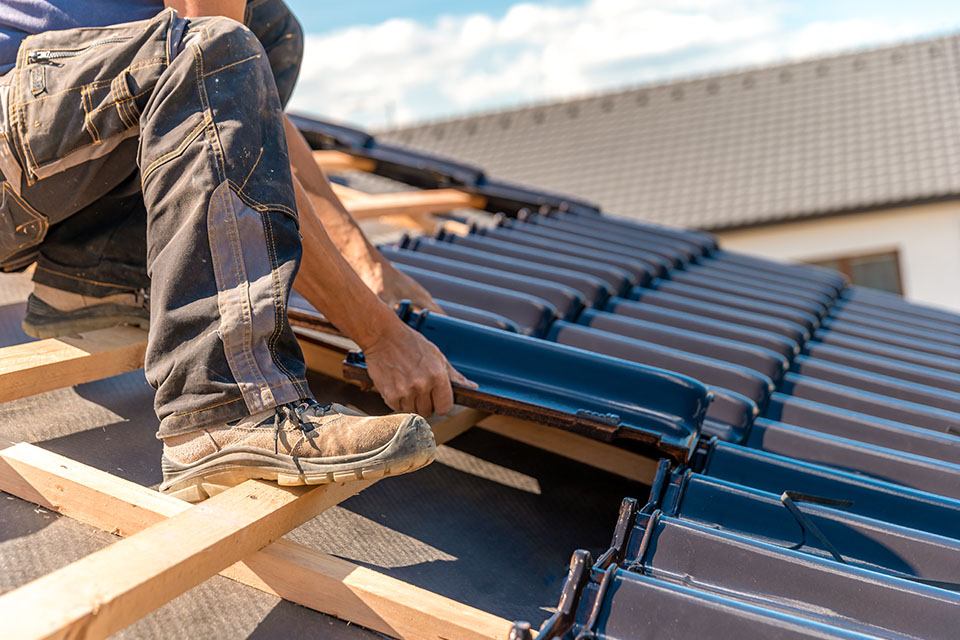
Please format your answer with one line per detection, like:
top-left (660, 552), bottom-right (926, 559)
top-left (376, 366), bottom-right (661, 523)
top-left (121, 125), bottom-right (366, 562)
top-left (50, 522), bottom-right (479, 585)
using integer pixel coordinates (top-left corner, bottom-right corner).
top-left (0, 181), bottom-right (47, 268)
top-left (10, 9), bottom-right (174, 185)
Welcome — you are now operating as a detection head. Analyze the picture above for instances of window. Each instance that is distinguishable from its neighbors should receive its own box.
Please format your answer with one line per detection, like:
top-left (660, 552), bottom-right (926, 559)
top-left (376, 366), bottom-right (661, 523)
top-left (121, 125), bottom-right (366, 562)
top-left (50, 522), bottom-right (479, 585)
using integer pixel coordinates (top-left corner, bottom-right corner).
top-left (810, 250), bottom-right (903, 294)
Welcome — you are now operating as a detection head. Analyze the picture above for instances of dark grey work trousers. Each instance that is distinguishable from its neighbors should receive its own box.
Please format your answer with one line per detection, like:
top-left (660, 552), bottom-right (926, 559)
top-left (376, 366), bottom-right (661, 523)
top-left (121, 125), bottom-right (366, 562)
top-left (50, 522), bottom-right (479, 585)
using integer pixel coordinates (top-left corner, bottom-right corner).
top-left (0, 1), bottom-right (313, 437)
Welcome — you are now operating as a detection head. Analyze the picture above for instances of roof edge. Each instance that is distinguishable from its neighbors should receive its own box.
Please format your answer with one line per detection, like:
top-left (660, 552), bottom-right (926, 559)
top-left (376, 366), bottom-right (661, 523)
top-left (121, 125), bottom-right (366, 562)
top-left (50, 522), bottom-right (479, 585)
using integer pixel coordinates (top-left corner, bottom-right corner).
top-left (375, 30), bottom-right (960, 134)
top-left (702, 194), bottom-right (960, 233)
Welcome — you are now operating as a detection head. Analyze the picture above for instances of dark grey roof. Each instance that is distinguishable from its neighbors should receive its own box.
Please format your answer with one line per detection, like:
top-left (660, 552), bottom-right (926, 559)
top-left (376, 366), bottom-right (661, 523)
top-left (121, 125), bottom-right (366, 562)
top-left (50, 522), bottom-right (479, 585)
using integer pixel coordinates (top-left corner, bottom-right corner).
top-left (379, 34), bottom-right (960, 230)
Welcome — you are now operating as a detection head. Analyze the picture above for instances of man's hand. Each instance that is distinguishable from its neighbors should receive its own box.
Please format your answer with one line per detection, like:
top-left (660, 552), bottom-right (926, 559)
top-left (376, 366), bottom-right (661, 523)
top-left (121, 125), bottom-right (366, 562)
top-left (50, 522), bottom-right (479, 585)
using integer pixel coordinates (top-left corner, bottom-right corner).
top-left (291, 173), bottom-right (475, 417)
top-left (363, 322), bottom-right (477, 416)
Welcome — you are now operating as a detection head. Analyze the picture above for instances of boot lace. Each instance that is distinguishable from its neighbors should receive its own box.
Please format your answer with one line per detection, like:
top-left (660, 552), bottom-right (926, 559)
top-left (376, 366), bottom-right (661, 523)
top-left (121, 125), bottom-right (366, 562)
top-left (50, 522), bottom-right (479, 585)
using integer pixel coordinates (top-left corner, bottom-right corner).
top-left (270, 400), bottom-right (334, 454)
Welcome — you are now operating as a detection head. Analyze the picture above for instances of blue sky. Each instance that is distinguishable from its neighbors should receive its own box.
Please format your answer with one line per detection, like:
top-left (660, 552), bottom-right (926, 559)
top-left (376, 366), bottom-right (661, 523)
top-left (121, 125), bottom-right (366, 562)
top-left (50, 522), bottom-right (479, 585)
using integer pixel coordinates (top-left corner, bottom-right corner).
top-left (284, 1), bottom-right (580, 31)
top-left (284, 1), bottom-right (960, 128)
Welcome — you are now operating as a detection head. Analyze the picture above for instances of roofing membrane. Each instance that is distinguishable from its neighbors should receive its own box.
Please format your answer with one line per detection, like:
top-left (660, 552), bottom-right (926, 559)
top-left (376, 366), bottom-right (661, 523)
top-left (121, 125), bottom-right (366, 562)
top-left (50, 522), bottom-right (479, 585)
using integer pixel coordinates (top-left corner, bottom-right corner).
top-left (294, 115), bottom-right (960, 638)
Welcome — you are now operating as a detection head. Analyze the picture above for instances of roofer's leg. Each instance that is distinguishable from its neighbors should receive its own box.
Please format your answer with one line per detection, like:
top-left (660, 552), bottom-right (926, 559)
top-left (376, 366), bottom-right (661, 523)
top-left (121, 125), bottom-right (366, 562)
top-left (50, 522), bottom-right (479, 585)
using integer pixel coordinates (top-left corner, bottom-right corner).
top-left (22, 172), bottom-right (150, 337)
top-left (0, 10), bottom-right (433, 502)
top-left (20, 0), bottom-right (302, 339)
top-left (141, 17), bottom-right (432, 502)
top-left (244, 0), bottom-right (303, 108)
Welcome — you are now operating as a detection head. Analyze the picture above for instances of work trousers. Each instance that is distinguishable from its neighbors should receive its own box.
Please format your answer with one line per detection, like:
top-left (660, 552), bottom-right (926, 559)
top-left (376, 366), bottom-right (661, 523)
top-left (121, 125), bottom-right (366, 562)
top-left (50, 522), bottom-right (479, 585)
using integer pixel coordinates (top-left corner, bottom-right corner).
top-left (0, 1), bottom-right (312, 437)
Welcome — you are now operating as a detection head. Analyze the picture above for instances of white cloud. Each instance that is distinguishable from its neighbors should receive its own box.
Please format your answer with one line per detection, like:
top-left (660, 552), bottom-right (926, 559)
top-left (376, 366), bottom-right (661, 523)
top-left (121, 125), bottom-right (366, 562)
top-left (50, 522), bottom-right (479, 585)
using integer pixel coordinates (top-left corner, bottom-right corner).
top-left (287, 0), bottom-right (950, 128)
top-left (784, 18), bottom-right (928, 58)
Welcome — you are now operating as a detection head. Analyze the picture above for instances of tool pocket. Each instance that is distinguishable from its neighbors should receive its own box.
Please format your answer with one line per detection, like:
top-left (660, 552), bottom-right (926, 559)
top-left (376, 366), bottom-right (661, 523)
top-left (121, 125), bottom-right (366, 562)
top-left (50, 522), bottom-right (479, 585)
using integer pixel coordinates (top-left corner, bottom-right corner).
top-left (0, 182), bottom-right (47, 268)
top-left (12, 11), bottom-right (172, 184)
top-left (81, 65), bottom-right (160, 144)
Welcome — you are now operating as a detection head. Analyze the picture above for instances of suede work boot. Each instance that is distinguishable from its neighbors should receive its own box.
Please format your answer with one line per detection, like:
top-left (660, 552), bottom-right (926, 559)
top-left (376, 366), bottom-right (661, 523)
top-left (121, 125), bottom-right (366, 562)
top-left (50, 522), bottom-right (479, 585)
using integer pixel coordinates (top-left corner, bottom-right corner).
top-left (22, 283), bottom-right (150, 338)
top-left (159, 400), bottom-right (437, 502)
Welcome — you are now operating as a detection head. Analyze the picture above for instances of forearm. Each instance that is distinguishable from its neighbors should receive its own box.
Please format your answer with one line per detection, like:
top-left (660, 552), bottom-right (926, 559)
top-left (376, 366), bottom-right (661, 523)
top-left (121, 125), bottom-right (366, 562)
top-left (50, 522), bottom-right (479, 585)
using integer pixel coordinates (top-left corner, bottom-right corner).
top-left (291, 175), bottom-right (400, 349)
top-left (163, 0), bottom-right (245, 22)
top-left (293, 173), bottom-right (470, 414)
top-left (283, 115), bottom-right (385, 284)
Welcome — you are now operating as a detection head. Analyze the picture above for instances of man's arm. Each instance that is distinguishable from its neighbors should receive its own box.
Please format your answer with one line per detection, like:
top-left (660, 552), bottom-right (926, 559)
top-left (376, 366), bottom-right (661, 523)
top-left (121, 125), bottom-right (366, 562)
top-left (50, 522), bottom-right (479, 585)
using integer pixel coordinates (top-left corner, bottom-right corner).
top-left (168, 0), bottom-right (442, 311)
top-left (164, 0), bottom-right (244, 22)
top-left (283, 116), bottom-right (442, 313)
top-left (164, 0), bottom-right (471, 415)
top-left (292, 175), bottom-right (474, 416)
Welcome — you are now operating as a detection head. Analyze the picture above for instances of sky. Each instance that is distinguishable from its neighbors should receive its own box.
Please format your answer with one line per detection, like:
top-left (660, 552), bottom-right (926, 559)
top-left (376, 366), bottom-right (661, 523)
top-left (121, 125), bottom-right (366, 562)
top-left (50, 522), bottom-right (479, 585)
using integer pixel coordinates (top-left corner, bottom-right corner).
top-left (284, 0), bottom-right (960, 129)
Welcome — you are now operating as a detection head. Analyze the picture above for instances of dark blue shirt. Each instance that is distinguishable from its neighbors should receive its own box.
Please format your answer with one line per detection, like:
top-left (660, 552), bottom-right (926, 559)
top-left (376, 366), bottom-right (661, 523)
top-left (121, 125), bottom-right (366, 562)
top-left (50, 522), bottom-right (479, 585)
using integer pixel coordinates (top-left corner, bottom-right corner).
top-left (0, 0), bottom-right (164, 74)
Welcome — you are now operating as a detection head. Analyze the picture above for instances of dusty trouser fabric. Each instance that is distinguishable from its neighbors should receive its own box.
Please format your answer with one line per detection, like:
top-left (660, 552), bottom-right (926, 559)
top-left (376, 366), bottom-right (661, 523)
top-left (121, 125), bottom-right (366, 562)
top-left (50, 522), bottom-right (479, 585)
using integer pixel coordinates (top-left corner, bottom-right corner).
top-left (0, 6), bottom-right (312, 436)
top-left (25, 0), bottom-right (304, 298)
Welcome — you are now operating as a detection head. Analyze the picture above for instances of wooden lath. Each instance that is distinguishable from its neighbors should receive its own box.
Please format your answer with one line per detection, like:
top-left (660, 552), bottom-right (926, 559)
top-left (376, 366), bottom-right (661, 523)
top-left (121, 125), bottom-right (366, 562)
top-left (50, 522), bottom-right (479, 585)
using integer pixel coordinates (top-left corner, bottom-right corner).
top-left (0, 323), bottom-right (656, 638)
top-left (320, 154), bottom-right (488, 233)
top-left (0, 326), bottom-right (146, 404)
top-left (0, 326), bottom-right (658, 486)
top-left (330, 183), bottom-right (369, 201)
top-left (340, 189), bottom-right (486, 221)
top-left (0, 411), bottom-right (507, 640)
top-left (313, 150), bottom-right (377, 174)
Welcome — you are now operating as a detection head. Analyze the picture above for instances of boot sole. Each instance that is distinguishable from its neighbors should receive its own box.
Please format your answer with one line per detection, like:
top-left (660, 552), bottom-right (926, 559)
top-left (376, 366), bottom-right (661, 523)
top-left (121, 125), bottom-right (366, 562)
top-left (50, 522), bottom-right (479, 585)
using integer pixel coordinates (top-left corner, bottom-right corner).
top-left (159, 417), bottom-right (436, 503)
top-left (22, 314), bottom-right (150, 339)
top-left (22, 295), bottom-right (150, 339)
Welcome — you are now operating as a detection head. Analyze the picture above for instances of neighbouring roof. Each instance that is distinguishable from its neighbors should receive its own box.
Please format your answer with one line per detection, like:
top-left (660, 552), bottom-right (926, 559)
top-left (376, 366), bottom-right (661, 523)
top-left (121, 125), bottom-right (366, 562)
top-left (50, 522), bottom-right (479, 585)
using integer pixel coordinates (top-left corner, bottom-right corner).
top-left (378, 34), bottom-right (960, 230)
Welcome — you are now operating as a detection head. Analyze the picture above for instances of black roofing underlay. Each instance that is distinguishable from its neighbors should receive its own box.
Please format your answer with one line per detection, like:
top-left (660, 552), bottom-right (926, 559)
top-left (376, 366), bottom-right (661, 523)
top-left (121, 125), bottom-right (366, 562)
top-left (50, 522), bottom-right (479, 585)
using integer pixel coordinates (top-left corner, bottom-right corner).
top-left (291, 115), bottom-right (960, 639)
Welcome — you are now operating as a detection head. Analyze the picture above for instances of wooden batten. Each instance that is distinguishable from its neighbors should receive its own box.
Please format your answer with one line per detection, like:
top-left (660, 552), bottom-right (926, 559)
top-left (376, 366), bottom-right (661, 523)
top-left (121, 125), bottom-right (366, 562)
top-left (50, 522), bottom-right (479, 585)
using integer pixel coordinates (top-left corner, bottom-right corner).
top-left (0, 408), bottom-right (496, 640)
top-left (0, 324), bottom-right (653, 488)
top-left (0, 477), bottom-right (341, 640)
top-left (339, 189), bottom-right (486, 221)
top-left (0, 328), bottom-right (349, 406)
top-left (442, 219), bottom-right (474, 236)
top-left (312, 150), bottom-right (377, 174)
top-left (330, 182), bottom-right (369, 201)
top-left (0, 327), bottom-right (147, 405)
top-left (378, 213), bottom-right (440, 232)
top-left (477, 415), bottom-right (659, 485)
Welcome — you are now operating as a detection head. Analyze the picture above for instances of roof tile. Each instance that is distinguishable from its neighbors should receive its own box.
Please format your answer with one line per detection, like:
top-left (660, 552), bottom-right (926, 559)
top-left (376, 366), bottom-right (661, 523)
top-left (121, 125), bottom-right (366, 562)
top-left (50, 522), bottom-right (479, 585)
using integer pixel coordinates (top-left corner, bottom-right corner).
top-left (380, 35), bottom-right (960, 229)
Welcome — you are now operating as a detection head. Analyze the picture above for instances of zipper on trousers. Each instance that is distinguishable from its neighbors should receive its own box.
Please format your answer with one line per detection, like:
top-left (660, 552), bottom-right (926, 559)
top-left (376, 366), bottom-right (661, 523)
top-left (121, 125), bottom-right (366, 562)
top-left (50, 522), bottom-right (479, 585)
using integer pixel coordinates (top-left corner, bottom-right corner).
top-left (27, 37), bottom-right (133, 65)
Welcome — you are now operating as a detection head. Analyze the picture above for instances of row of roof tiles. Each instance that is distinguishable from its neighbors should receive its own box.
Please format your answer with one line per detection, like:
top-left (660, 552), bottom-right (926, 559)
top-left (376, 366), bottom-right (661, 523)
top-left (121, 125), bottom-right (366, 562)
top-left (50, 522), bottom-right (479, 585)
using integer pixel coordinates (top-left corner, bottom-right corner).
top-left (378, 34), bottom-right (960, 229)
top-left (294, 114), bottom-right (960, 636)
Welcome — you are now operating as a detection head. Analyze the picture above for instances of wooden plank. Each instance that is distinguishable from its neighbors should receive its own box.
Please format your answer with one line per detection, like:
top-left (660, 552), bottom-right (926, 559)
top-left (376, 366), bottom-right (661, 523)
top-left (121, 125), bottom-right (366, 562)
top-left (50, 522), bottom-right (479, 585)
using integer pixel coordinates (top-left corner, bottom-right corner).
top-left (0, 327), bottom-right (356, 405)
top-left (313, 150), bottom-right (377, 174)
top-left (0, 327), bottom-right (147, 405)
top-left (0, 328), bottom-right (350, 406)
top-left (378, 213), bottom-right (439, 233)
top-left (0, 415), bottom-right (502, 640)
top-left (428, 406), bottom-right (490, 443)
top-left (0, 409), bottom-right (493, 640)
top-left (297, 328), bottom-right (355, 380)
top-left (0, 477), bottom-right (342, 640)
top-left (330, 182), bottom-right (369, 201)
top-left (442, 219), bottom-right (473, 236)
top-left (477, 415), bottom-right (659, 485)
top-left (342, 189), bottom-right (486, 221)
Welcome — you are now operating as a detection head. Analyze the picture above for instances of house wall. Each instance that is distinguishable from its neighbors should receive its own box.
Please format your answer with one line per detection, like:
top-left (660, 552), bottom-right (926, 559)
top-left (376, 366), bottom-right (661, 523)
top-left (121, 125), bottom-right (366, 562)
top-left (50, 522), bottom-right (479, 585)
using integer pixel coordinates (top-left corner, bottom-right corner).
top-left (713, 201), bottom-right (960, 312)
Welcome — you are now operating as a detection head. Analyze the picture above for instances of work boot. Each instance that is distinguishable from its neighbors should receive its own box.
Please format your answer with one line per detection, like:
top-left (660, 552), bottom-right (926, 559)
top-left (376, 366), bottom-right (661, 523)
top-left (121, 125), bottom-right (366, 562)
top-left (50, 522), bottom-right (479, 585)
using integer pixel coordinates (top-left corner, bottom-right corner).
top-left (159, 400), bottom-right (437, 502)
top-left (22, 283), bottom-right (150, 338)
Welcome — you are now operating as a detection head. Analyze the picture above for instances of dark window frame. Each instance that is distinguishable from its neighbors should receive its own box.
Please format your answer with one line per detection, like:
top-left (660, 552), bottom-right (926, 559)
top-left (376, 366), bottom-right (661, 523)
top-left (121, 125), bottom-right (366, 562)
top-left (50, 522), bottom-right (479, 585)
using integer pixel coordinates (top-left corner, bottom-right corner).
top-left (809, 249), bottom-right (904, 295)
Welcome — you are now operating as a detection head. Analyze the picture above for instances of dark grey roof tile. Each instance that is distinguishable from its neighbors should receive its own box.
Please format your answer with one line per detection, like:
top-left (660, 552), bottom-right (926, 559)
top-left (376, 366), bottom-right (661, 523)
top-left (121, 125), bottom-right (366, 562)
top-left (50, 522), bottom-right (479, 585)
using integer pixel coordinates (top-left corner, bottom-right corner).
top-left (380, 34), bottom-right (960, 229)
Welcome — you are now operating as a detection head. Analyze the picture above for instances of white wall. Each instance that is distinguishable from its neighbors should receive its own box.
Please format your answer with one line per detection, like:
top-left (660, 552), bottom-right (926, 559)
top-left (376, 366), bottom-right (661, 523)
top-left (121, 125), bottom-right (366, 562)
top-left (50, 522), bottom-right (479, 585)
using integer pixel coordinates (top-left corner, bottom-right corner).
top-left (714, 202), bottom-right (960, 312)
